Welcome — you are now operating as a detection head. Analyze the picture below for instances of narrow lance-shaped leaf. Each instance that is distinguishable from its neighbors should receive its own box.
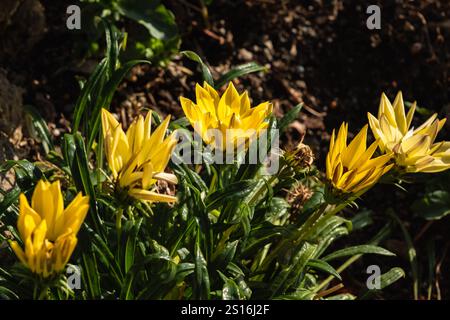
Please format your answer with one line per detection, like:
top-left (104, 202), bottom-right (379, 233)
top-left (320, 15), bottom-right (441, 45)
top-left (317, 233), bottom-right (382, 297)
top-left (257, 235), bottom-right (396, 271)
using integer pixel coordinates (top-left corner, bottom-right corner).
top-left (322, 245), bottom-right (395, 262)
top-left (181, 51), bottom-right (214, 86)
top-left (24, 105), bottom-right (55, 153)
top-left (194, 233), bottom-right (210, 299)
top-left (215, 62), bottom-right (268, 89)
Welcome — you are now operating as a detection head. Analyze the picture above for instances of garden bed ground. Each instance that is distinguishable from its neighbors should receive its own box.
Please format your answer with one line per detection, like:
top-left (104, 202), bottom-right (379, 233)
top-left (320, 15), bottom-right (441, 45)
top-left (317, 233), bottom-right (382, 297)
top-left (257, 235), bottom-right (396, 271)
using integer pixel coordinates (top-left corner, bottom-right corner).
top-left (1, 0), bottom-right (449, 299)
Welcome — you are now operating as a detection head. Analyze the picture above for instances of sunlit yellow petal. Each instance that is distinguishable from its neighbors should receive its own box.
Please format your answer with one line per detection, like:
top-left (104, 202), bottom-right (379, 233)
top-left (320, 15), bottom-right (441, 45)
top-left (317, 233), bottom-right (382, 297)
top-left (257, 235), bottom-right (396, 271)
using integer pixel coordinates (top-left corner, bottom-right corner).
top-left (10, 241), bottom-right (27, 266)
top-left (326, 122), bottom-right (393, 195)
top-left (367, 92), bottom-right (449, 174)
top-left (180, 82), bottom-right (272, 152)
top-left (31, 180), bottom-right (52, 222)
top-left (142, 162), bottom-right (154, 190)
top-left (12, 180), bottom-right (88, 278)
top-left (18, 194), bottom-right (41, 240)
top-left (342, 125), bottom-right (367, 168)
top-left (128, 188), bottom-right (177, 203)
top-left (405, 101), bottom-right (416, 130)
top-left (32, 220), bottom-right (47, 252)
top-left (393, 91), bottom-right (407, 134)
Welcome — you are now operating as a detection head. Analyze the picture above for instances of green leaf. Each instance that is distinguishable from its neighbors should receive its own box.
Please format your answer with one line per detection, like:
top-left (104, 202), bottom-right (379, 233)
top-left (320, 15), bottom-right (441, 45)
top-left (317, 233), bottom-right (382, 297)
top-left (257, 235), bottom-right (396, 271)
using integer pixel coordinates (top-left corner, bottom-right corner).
top-left (351, 209), bottom-right (374, 231)
top-left (302, 187), bottom-right (325, 213)
top-left (137, 252), bottom-right (171, 267)
top-left (92, 238), bottom-right (124, 286)
top-left (314, 226), bottom-right (349, 258)
top-left (277, 103), bottom-right (303, 133)
top-left (73, 134), bottom-right (95, 196)
top-left (24, 105), bottom-right (54, 153)
top-left (125, 218), bottom-right (143, 272)
top-left (275, 288), bottom-right (316, 300)
top-left (81, 252), bottom-right (101, 299)
top-left (103, 19), bottom-right (120, 75)
top-left (214, 240), bottom-right (238, 267)
top-left (173, 162), bottom-right (208, 194)
top-left (0, 186), bottom-right (20, 213)
top-left (205, 180), bottom-right (258, 211)
top-left (326, 293), bottom-right (356, 300)
top-left (113, 0), bottom-right (178, 40)
top-left (72, 20), bottom-right (122, 135)
top-left (412, 190), bottom-right (450, 220)
top-left (322, 245), bottom-right (395, 262)
top-left (378, 267), bottom-right (405, 290)
top-left (72, 59), bottom-right (108, 133)
top-left (120, 272), bottom-right (136, 300)
top-left (264, 197), bottom-right (290, 223)
top-left (70, 133), bottom-right (103, 236)
top-left (308, 215), bottom-right (351, 242)
top-left (63, 134), bottom-right (76, 167)
top-left (241, 224), bottom-right (284, 258)
top-left (169, 116), bottom-right (190, 129)
top-left (0, 160), bottom-right (42, 192)
top-left (194, 234), bottom-right (210, 299)
top-left (0, 286), bottom-right (19, 299)
top-left (87, 59), bottom-right (151, 151)
top-left (388, 209), bottom-right (419, 300)
top-left (181, 50), bottom-right (214, 86)
top-left (217, 270), bottom-right (242, 300)
top-left (405, 101), bottom-right (433, 116)
top-left (426, 240), bottom-right (436, 300)
top-left (215, 62), bottom-right (268, 89)
top-left (270, 242), bottom-right (317, 297)
top-left (307, 259), bottom-right (342, 281)
top-left (359, 267), bottom-right (405, 299)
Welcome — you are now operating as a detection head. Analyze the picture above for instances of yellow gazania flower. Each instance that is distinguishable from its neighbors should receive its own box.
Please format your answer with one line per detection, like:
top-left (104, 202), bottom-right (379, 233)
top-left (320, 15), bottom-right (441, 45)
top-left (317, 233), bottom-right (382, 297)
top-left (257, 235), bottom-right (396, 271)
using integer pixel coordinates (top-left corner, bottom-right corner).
top-left (180, 82), bottom-right (273, 150)
top-left (9, 180), bottom-right (89, 278)
top-left (326, 123), bottom-right (393, 194)
top-left (368, 92), bottom-right (449, 173)
top-left (101, 108), bottom-right (178, 202)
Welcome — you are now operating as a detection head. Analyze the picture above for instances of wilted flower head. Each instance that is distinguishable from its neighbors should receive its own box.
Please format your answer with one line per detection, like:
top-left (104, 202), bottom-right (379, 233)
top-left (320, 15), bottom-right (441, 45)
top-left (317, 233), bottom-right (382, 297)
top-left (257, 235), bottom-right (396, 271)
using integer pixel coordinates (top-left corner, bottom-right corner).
top-left (101, 108), bottom-right (178, 203)
top-left (180, 82), bottom-right (273, 150)
top-left (287, 183), bottom-right (313, 218)
top-left (326, 123), bottom-right (393, 194)
top-left (10, 180), bottom-right (89, 278)
top-left (368, 92), bottom-right (449, 173)
top-left (283, 142), bottom-right (314, 172)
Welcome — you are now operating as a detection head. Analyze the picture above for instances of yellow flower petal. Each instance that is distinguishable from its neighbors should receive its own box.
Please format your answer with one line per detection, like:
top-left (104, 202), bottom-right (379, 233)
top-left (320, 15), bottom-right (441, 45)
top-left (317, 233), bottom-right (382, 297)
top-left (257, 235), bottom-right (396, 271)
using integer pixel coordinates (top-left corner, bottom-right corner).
top-left (10, 241), bottom-right (27, 266)
top-left (18, 194), bottom-right (41, 240)
top-left (342, 125), bottom-right (367, 168)
top-left (12, 180), bottom-right (88, 278)
top-left (128, 188), bottom-right (177, 203)
top-left (326, 122), bottom-right (393, 194)
top-left (393, 91), bottom-right (407, 134)
top-left (367, 92), bottom-right (449, 173)
top-left (102, 109), bottom-right (178, 203)
top-left (180, 82), bottom-right (272, 151)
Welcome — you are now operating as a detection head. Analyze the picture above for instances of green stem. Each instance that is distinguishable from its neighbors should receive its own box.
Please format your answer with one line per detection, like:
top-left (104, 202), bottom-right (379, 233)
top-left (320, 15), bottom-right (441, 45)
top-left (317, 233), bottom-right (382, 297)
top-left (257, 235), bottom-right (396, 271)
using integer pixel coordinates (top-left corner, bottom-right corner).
top-left (314, 221), bottom-right (392, 293)
top-left (116, 207), bottom-right (123, 238)
top-left (127, 206), bottom-right (135, 223)
top-left (33, 281), bottom-right (39, 300)
top-left (209, 170), bottom-right (217, 193)
top-left (37, 284), bottom-right (49, 300)
top-left (257, 191), bottom-right (358, 272)
top-left (258, 202), bottom-right (329, 271)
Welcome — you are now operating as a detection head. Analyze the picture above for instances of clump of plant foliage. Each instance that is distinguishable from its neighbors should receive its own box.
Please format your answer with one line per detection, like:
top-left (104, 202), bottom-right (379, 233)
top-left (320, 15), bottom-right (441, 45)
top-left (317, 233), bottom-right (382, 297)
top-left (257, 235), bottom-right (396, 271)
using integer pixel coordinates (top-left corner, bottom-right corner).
top-left (1, 25), bottom-right (449, 300)
top-left (80, 0), bottom-right (180, 65)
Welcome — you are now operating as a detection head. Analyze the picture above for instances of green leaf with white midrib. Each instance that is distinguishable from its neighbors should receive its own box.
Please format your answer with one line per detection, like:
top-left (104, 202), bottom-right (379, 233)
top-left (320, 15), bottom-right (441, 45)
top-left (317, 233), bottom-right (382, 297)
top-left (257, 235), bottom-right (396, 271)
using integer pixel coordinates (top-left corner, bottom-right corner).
top-left (322, 245), bottom-right (395, 262)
